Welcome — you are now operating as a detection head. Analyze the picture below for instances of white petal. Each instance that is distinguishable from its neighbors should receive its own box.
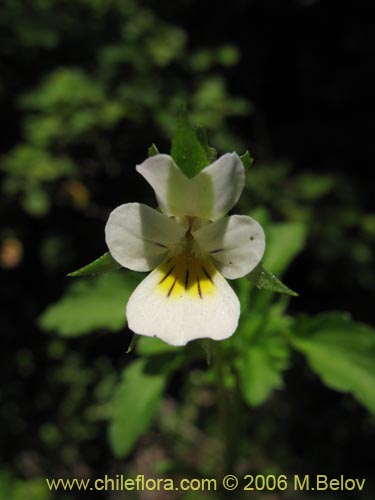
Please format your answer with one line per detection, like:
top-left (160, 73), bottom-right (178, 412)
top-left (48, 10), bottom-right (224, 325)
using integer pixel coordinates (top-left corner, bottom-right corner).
top-left (136, 154), bottom-right (205, 218)
top-left (105, 203), bottom-right (185, 271)
top-left (193, 215), bottom-right (265, 279)
top-left (136, 153), bottom-right (245, 220)
top-left (126, 255), bottom-right (240, 346)
top-left (198, 152), bottom-right (245, 220)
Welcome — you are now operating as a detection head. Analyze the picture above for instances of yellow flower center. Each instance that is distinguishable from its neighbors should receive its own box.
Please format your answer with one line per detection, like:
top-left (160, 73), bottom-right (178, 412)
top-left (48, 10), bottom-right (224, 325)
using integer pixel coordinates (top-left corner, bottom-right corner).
top-left (156, 252), bottom-right (217, 300)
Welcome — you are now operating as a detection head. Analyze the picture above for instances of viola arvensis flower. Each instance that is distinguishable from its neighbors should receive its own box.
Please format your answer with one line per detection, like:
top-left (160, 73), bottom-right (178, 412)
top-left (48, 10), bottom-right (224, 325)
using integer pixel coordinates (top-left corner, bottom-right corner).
top-left (105, 153), bottom-right (265, 346)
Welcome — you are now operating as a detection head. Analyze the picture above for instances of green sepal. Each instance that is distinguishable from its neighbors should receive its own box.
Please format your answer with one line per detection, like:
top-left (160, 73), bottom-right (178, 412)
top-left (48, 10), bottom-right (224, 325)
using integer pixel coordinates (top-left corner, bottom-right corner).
top-left (171, 107), bottom-right (208, 177)
top-left (126, 333), bottom-right (137, 354)
top-left (247, 261), bottom-right (298, 297)
top-left (148, 143), bottom-right (160, 157)
top-left (67, 251), bottom-right (121, 277)
top-left (240, 150), bottom-right (254, 170)
top-left (194, 125), bottom-right (217, 164)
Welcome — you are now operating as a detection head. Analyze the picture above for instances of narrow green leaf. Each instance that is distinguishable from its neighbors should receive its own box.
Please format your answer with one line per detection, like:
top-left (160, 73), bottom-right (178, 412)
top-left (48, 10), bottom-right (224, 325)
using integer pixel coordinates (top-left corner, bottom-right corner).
top-left (39, 272), bottom-right (140, 337)
top-left (247, 262), bottom-right (298, 296)
top-left (67, 251), bottom-right (121, 277)
top-left (148, 143), bottom-right (160, 157)
top-left (109, 359), bottom-right (167, 458)
top-left (289, 313), bottom-right (375, 414)
top-left (240, 150), bottom-right (254, 170)
top-left (194, 125), bottom-right (217, 164)
top-left (171, 107), bottom-right (208, 177)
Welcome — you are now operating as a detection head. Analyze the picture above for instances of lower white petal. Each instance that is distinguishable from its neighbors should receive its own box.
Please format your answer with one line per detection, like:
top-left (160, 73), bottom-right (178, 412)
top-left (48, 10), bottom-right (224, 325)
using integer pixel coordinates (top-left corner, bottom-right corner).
top-left (105, 203), bottom-right (185, 271)
top-left (126, 255), bottom-right (240, 346)
top-left (193, 215), bottom-right (265, 279)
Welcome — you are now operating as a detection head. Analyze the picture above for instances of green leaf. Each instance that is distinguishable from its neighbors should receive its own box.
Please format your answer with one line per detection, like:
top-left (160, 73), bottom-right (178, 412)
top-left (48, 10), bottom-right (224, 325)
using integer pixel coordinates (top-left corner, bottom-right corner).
top-left (263, 221), bottom-right (307, 277)
top-left (108, 359), bottom-right (167, 458)
top-left (39, 272), bottom-right (140, 337)
top-left (148, 143), bottom-right (160, 157)
top-left (237, 335), bottom-right (290, 407)
top-left (136, 336), bottom-right (179, 356)
top-left (0, 469), bottom-right (52, 500)
top-left (240, 150), bottom-right (254, 170)
top-left (289, 313), bottom-right (375, 414)
top-left (170, 107), bottom-right (208, 177)
top-left (247, 262), bottom-right (298, 296)
top-left (67, 252), bottom-right (121, 277)
top-left (194, 125), bottom-right (217, 164)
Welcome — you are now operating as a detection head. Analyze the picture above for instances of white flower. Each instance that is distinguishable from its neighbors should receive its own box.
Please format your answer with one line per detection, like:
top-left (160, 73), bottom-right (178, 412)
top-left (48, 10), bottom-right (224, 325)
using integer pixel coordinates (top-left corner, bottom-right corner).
top-left (105, 153), bottom-right (265, 346)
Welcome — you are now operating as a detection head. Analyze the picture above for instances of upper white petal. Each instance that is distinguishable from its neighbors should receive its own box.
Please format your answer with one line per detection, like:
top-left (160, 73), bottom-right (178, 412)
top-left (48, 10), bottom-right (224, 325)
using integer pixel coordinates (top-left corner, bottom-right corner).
top-left (198, 152), bottom-right (245, 220)
top-left (126, 260), bottom-right (240, 346)
top-left (136, 153), bottom-right (245, 220)
top-left (136, 154), bottom-right (196, 217)
top-left (193, 215), bottom-right (265, 279)
top-left (105, 202), bottom-right (185, 272)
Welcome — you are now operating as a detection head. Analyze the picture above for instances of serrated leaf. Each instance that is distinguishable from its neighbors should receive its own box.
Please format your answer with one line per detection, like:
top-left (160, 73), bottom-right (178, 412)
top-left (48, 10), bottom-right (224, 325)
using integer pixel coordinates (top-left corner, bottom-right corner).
top-left (240, 150), bottom-right (254, 170)
top-left (39, 272), bottom-right (140, 336)
top-left (194, 125), bottom-right (217, 164)
top-left (289, 313), bottom-right (375, 414)
top-left (67, 252), bottom-right (121, 277)
top-left (108, 359), bottom-right (167, 458)
top-left (237, 336), bottom-right (290, 407)
top-left (171, 107), bottom-right (208, 177)
top-left (247, 262), bottom-right (298, 296)
top-left (148, 143), bottom-right (160, 157)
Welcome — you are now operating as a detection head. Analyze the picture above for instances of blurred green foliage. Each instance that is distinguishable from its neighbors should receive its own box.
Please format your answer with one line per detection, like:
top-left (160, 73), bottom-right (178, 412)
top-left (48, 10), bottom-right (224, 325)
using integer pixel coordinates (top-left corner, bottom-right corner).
top-left (1, 0), bottom-right (249, 219)
top-left (39, 272), bottom-right (140, 336)
top-left (239, 162), bottom-right (375, 294)
top-left (109, 359), bottom-right (170, 458)
top-left (0, 470), bottom-right (51, 500)
top-left (290, 313), bottom-right (375, 414)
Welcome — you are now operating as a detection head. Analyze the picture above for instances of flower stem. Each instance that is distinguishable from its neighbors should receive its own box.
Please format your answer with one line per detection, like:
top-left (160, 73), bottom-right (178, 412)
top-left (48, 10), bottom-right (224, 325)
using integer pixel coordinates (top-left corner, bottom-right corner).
top-left (212, 341), bottom-right (235, 472)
